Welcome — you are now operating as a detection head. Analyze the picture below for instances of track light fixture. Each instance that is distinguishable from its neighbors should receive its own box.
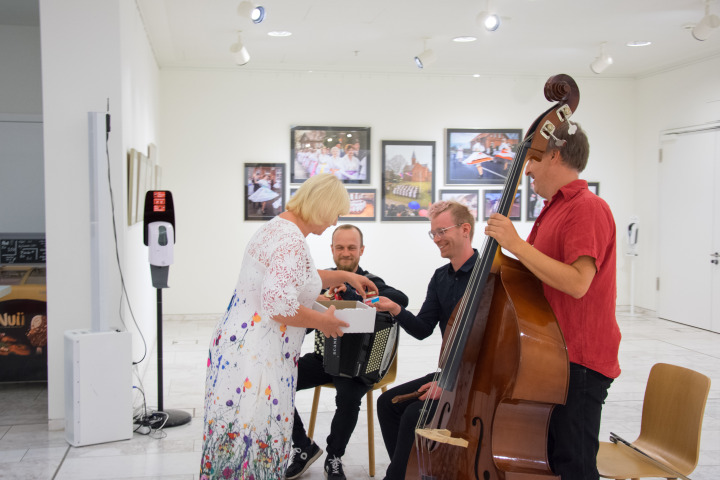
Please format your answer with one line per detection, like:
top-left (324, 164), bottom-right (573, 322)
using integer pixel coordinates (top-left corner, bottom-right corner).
top-left (476, 0), bottom-right (500, 32)
top-left (692, 0), bottom-right (720, 41)
top-left (414, 39), bottom-right (436, 69)
top-left (590, 42), bottom-right (613, 74)
top-left (237, 1), bottom-right (265, 24)
top-left (230, 33), bottom-right (250, 65)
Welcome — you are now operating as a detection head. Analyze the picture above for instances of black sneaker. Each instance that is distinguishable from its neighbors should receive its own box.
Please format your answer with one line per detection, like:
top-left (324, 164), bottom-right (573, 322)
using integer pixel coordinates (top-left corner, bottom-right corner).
top-left (324, 454), bottom-right (346, 480)
top-left (285, 441), bottom-right (322, 480)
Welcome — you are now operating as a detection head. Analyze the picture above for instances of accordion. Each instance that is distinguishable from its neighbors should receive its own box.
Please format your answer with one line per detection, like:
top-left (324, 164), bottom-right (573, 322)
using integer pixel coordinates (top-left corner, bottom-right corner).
top-left (314, 311), bottom-right (398, 385)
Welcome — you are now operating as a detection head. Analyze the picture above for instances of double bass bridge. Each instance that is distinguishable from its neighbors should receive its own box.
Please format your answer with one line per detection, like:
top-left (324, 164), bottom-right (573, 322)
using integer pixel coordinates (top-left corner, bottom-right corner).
top-left (415, 428), bottom-right (469, 448)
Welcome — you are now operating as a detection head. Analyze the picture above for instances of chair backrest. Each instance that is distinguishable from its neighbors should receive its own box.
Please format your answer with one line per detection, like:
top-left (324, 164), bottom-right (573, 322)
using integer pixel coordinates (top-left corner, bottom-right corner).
top-left (372, 334), bottom-right (399, 391)
top-left (634, 362), bottom-right (711, 475)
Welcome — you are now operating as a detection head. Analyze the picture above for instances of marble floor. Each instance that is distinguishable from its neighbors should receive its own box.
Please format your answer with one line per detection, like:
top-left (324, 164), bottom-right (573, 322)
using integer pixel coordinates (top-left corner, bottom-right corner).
top-left (0, 308), bottom-right (718, 479)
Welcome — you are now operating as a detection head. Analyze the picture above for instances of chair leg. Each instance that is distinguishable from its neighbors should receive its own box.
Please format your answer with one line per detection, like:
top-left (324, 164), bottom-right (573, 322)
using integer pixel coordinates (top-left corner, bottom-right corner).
top-left (308, 386), bottom-right (322, 440)
top-left (367, 390), bottom-right (375, 477)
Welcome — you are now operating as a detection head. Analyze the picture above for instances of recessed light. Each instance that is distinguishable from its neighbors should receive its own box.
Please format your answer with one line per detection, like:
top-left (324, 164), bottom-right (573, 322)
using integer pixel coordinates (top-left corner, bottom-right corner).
top-left (268, 31), bottom-right (292, 37)
top-left (453, 36), bottom-right (478, 43)
top-left (472, 74), bottom-right (481, 78)
top-left (626, 41), bottom-right (652, 47)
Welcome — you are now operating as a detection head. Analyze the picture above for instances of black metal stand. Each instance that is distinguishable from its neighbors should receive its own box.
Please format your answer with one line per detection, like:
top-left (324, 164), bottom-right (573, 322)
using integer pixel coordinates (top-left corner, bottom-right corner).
top-left (154, 287), bottom-right (191, 428)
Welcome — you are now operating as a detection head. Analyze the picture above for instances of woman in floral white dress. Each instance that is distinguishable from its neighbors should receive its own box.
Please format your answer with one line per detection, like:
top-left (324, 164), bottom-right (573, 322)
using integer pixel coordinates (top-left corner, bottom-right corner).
top-left (201, 174), bottom-right (376, 480)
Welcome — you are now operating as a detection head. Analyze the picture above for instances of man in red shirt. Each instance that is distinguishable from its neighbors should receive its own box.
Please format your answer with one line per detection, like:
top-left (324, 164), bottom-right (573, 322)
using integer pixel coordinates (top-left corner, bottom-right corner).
top-left (486, 120), bottom-right (620, 479)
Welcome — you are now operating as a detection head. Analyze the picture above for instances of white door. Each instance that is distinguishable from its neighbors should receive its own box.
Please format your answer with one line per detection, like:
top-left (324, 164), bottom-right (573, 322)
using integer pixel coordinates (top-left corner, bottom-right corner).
top-left (658, 128), bottom-right (720, 332)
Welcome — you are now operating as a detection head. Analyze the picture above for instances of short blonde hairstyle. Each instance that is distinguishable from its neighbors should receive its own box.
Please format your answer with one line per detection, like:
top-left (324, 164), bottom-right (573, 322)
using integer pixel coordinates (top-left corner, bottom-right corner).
top-left (286, 173), bottom-right (350, 225)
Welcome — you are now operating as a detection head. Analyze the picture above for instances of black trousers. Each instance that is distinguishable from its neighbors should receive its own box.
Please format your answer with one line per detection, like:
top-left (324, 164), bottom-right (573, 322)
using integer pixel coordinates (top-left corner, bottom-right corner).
top-left (548, 363), bottom-right (613, 480)
top-left (376, 372), bottom-right (436, 480)
top-left (292, 352), bottom-right (372, 458)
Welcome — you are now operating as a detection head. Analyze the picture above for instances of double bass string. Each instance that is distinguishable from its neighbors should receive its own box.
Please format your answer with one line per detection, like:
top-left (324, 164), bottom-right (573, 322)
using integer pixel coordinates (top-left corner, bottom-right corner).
top-left (413, 134), bottom-right (534, 473)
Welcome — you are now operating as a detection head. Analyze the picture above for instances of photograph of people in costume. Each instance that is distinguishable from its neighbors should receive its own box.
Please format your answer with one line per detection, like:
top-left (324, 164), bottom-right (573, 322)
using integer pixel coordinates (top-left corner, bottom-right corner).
top-left (290, 127), bottom-right (370, 184)
top-left (446, 128), bottom-right (522, 185)
top-left (245, 163), bottom-right (285, 220)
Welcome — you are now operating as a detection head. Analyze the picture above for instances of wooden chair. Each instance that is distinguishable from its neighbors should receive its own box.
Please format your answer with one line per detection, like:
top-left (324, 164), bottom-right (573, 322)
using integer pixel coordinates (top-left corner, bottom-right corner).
top-left (307, 344), bottom-right (398, 477)
top-left (597, 362), bottom-right (711, 479)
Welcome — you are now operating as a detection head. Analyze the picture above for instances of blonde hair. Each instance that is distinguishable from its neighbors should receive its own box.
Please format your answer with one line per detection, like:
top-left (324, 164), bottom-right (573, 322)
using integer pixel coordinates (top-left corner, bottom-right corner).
top-left (286, 173), bottom-right (350, 225)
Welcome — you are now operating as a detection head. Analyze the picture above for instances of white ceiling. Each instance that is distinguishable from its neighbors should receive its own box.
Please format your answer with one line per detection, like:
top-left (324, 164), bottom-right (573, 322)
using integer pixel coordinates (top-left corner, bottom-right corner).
top-left (3, 0), bottom-right (720, 77)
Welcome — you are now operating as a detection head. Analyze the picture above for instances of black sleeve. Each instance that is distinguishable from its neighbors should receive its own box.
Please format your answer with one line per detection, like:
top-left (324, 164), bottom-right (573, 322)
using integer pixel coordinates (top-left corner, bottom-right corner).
top-left (393, 273), bottom-right (442, 340)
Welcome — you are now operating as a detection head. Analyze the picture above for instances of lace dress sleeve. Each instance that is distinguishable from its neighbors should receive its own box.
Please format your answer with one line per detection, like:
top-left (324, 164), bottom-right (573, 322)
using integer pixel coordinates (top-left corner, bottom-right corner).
top-left (260, 231), bottom-right (314, 319)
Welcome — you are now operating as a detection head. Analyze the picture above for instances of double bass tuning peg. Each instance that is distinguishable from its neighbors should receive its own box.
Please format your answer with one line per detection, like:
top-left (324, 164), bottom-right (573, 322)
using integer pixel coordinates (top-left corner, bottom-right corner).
top-left (556, 104), bottom-right (578, 135)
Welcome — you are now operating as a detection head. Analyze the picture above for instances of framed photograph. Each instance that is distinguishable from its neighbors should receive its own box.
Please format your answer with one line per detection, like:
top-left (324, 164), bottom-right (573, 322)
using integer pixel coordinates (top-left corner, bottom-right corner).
top-left (381, 141), bottom-right (435, 221)
top-left (244, 163), bottom-right (286, 221)
top-left (446, 128), bottom-right (523, 185)
top-left (588, 181), bottom-right (600, 196)
top-left (341, 188), bottom-right (376, 221)
top-left (290, 126), bottom-right (370, 184)
top-left (526, 187), bottom-right (544, 221)
top-left (127, 149), bottom-right (139, 226)
top-left (439, 189), bottom-right (479, 220)
top-left (483, 188), bottom-right (521, 221)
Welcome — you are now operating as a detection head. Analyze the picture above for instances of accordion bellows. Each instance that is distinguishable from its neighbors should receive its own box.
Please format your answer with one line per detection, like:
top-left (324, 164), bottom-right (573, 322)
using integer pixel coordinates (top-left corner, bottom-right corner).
top-left (314, 311), bottom-right (397, 385)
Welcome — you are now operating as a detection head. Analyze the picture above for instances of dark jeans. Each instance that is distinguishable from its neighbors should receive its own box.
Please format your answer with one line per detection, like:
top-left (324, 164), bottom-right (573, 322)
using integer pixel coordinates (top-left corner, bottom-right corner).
top-left (376, 372), bottom-right (436, 480)
top-left (292, 352), bottom-right (372, 458)
top-left (548, 363), bottom-right (613, 480)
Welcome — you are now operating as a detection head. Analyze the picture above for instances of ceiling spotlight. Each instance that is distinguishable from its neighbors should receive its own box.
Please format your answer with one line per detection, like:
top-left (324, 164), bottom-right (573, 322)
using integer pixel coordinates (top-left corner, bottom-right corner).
top-left (414, 49), bottom-right (437, 69)
top-left (590, 42), bottom-right (613, 74)
top-left (230, 34), bottom-right (250, 65)
top-left (237, 1), bottom-right (265, 24)
top-left (477, 12), bottom-right (501, 31)
top-left (414, 38), bottom-right (436, 69)
top-left (692, 0), bottom-right (720, 41)
top-left (476, 0), bottom-right (500, 31)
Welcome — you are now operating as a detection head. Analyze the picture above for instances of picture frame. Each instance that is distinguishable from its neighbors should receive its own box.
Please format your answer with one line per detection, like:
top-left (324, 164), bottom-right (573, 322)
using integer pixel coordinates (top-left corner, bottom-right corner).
top-left (341, 188), bottom-right (376, 221)
top-left (381, 140), bottom-right (435, 221)
top-left (526, 187), bottom-right (544, 221)
top-left (483, 188), bottom-right (521, 221)
top-left (244, 163), bottom-right (286, 221)
top-left (588, 181), bottom-right (600, 196)
top-left (446, 128), bottom-right (523, 185)
top-left (439, 189), bottom-right (479, 220)
top-left (290, 126), bottom-right (370, 184)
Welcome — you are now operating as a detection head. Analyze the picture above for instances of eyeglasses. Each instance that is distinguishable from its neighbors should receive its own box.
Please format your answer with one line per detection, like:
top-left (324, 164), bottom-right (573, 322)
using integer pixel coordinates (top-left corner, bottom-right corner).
top-left (428, 223), bottom-right (462, 240)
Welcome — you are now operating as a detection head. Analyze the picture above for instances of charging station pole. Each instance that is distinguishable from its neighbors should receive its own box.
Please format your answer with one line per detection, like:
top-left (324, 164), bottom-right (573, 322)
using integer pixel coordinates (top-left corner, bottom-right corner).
top-left (144, 190), bottom-right (191, 428)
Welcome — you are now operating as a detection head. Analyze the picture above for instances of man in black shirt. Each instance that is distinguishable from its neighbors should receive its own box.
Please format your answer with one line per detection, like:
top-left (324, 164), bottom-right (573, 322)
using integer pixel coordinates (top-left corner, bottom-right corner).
top-left (373, 201), bottom-right (477, 480)
top-left (286, 224), bottom-right (409, 480)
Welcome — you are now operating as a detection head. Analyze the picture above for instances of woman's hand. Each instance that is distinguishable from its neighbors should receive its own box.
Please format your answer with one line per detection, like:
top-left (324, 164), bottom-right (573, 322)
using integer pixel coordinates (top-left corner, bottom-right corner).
top-left (344, 272), bottom-right (377, 299)
top-left (317, 305), bottom-right (349, 338)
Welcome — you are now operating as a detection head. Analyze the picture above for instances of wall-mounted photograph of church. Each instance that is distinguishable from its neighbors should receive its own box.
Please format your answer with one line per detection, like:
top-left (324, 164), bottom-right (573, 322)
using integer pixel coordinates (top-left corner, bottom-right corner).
top-left (381, 140), bottom-right (435, 221)
top-left (445, 128), bottom-right (522, 185)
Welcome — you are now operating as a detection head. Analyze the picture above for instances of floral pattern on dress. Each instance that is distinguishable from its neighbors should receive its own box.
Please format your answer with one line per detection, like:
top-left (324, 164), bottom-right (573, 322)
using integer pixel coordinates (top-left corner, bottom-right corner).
top-left (200, 217), bottom-right (322, 479)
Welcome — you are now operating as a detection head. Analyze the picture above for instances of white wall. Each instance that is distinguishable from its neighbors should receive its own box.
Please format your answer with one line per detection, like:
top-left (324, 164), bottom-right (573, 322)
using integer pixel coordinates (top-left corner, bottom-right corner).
top-left (633, 57), bottom-right (720, 310)
top-left (39, 0), bottom-right (159, 421)
top-left (159, 70), bottom-right (637, 315)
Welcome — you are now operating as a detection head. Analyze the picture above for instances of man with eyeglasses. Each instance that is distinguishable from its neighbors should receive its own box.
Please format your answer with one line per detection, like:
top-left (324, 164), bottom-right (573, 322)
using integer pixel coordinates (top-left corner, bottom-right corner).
top-left (372, 200), bottom-right (478, 480)
top-left (286, 224), bottom-right (408, 480)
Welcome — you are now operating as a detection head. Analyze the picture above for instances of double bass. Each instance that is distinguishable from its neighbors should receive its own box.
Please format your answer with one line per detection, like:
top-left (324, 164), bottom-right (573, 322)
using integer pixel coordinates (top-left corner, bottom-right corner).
top-left (409, 74), bottom-right (579, 480)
